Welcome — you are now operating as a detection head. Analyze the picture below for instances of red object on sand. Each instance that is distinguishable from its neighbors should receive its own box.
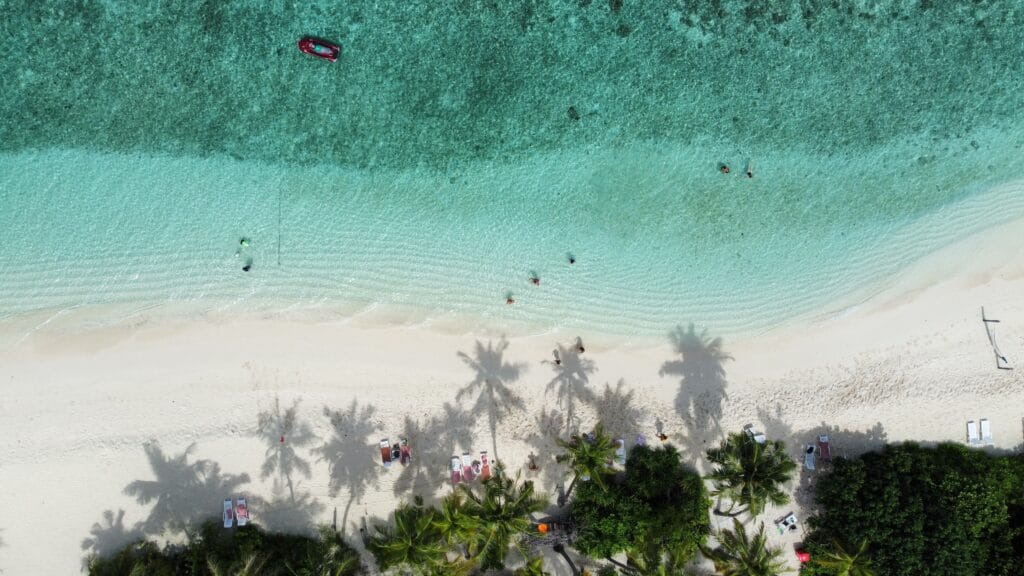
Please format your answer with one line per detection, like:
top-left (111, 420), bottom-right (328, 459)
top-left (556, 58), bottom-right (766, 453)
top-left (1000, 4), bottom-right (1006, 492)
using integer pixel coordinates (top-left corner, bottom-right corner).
top-left (480, 451), bottom-right (491, 481)
top-left (795, 549), bottom-right (811, 563)
top-left (298, 37), bottom-right (340, 62)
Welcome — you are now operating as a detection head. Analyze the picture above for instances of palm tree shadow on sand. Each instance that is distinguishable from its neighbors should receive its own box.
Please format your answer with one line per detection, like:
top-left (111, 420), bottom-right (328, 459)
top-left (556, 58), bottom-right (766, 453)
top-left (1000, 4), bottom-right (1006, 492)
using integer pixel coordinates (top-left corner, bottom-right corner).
top-left (314, 400), bottom-right (382, 534)
top-left (250, 477), bottom-right (322, 535)
top-left (660, 324), bottom-right (732, 461)
top-left (393, 403), bottom-right (475, 500)
top-left (456, 338), bottom-right (526, 461)
top-left (523, 407), bottom-right (570, 492)
top-left (255, 397), bottom-right (317, 502)
top-left (80, 509), bottom-right (146, 568)
top-left (123, 441), bottom-right (250, 536)
top-left (594, 379), bottom-right (646, 440)
top-left (544, 345), bottom-right (596, 434)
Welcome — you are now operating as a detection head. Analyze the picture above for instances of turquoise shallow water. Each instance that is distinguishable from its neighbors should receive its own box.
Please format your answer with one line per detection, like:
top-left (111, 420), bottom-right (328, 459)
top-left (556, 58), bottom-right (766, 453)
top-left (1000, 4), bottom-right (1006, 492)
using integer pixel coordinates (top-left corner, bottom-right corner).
top-left (1, 1), bottom-right (1023, 337)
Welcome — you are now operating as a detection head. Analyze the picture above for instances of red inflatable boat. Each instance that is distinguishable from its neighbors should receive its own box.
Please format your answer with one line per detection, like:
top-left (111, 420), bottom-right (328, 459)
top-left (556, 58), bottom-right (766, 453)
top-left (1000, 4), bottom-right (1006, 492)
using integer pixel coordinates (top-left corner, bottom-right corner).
top-left (298, 37), bottom-right (340, 62)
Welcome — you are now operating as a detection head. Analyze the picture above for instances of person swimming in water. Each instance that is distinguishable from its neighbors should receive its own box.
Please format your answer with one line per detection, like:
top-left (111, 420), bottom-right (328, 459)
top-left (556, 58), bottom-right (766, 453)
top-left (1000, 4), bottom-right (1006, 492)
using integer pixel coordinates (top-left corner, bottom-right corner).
top-left (242, 257), bottom-right (253, 272)
top-left (568, 253), bottom-right (576, 265)
top-left (719, 163), bottom-right (730, 174)
top-left (745, 161), bottom-right (754, 178)
top-left (530, 275), bottom-right (540, 286)
top-left (506, 295), bottom-right (516, 305)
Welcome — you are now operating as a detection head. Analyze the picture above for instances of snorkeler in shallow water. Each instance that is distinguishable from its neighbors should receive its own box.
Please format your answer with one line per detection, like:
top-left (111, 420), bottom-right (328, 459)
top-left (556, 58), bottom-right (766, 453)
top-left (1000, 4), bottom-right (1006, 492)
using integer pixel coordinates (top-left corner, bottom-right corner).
top-left (242, 257), bottom-right (253, 272)
top-left (746, 161), bottom-right (754, 178)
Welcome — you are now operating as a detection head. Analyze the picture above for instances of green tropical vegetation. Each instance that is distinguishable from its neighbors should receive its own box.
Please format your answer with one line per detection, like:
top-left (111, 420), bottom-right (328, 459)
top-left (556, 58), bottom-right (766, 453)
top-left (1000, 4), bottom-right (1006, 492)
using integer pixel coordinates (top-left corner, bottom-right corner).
top-left (571, 443), bottom-right (710, 568)
top-left (810, 538), bottom-right (875, 576)
top-left (87, 521), bottom-right (364, 576)
top-left (804, 442), bottom-right (1024, 576)
top-left (705, 432), bottom-right (797, 518)
top-left (555, 422), bottom-right (618, 504)
top-left (458, 470), bottom-right (548, 571)
top-left (699, 519), bottom-right (787, 576)
top-left (367, 496), bottom-right (447, 573)
top-left (365, 468), bottom-right (547, 574)
top-left (513, 556), bottom-right (552, 576)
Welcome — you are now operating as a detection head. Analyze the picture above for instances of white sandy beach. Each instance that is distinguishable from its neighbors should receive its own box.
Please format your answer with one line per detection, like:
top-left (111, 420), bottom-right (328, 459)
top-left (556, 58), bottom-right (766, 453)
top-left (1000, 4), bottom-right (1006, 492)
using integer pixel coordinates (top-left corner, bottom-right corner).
top-left (1, 214), bottom-right (1023, 575)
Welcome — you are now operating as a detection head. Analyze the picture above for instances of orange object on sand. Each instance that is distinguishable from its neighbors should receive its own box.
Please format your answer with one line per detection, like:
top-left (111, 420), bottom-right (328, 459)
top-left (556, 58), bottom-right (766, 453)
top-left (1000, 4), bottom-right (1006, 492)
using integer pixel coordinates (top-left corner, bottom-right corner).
top-left (538, 523), bottom-right (550, 534)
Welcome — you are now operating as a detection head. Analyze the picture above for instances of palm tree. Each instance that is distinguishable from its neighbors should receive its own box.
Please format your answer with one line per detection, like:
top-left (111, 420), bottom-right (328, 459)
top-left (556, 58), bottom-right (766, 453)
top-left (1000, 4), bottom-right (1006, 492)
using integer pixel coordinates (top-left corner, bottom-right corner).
top-left (207, 554), bottom-right (268, 576)
top-left (514, 556), bottom-right (552, 575)
top-left (459, 469), bottom-right (548, 571)
top-left (367, 497), bottom-right (447, 574)
top-left (813, 538), bottom-right (875, 576)
top-left (288, 525), bottom-right (363, 576)
top-left (625, 531), bottom-right (694, 576)
top-left (699, 519), bottom-right (787, 576)
top-left (432, 490), bottom-right (475, 557)
top-left (555, 422), bottom-right (617, 505)
top-left (705, 432), bottom-right (796, 517)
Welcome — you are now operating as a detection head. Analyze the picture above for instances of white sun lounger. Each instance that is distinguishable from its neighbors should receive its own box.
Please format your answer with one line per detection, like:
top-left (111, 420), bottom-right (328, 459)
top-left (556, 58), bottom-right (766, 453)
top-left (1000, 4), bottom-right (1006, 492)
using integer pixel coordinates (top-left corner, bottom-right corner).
top-left (967, 421), bottom-right (981, 446)
top-left (223, 498), bottom-right (234, 528)
top-left (980, 419), bottom-right (993, 446)
top-left (235, 497), bottom-right (249, 527)
top-left (450, 456), bottom-right (462, 485)
top-left (804, 445), bottom-right (816, 470)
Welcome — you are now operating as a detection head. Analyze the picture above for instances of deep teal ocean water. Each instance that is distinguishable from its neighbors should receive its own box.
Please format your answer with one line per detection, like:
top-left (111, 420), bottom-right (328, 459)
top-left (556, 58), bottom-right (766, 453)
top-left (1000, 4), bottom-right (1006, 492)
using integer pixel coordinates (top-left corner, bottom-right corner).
top-left (1, 0), bottom-right (1023, 337)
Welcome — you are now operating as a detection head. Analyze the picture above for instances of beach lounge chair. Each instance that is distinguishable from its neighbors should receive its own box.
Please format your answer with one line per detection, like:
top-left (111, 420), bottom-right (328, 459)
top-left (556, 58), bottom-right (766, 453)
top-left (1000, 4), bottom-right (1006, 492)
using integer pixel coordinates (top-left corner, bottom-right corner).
top-left (400, 437), bottom-right (412, 465)
top-left (818, 435), bottom-right (831, 462)
top-left (980, 419), bottom-right (993, 446)
top-left (480, 450), bottom-right (491, 480)
top-left (223, 499), bottom-right (234, 528)
top-left (967, 421), bottom-right (981, 446)
top-left (450, 456), bottom-right (462, 485)
top-left (614, 437), bottom-right (626, 466)
top-left (804, 444), bottom-right (816, 470)
top-left (380, 438), bottom-right (393, 468)
top-left (235, 497), bottom-right (249, 527)
top-left (462, 452), bottom-right (475, 482)
top-left (775, 512), bottom-right (798, 534)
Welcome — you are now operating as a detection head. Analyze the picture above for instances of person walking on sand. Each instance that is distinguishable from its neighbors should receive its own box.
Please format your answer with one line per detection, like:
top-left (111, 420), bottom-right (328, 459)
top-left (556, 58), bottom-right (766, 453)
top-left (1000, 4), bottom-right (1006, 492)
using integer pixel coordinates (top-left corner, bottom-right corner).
top-left (575, 337), bottom-right (585, 354)
top-left (552, 349), bottom-right (561, 365)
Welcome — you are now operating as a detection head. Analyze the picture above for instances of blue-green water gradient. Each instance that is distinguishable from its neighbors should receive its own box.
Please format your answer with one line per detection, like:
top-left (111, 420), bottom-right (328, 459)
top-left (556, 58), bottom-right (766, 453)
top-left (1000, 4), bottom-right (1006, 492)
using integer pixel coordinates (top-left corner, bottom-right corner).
top-left (1, 1), bottom-right (1022, 337)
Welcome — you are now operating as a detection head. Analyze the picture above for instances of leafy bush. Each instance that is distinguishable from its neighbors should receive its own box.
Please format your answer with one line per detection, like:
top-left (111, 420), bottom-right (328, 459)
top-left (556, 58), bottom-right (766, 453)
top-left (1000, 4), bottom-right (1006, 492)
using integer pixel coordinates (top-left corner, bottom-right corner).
top-left (87, 520), bottom-right (364, 576)
top-left (805, 442), bottom-right (1024, 576)
top-left (572, 444), bottom-right (710, 563)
